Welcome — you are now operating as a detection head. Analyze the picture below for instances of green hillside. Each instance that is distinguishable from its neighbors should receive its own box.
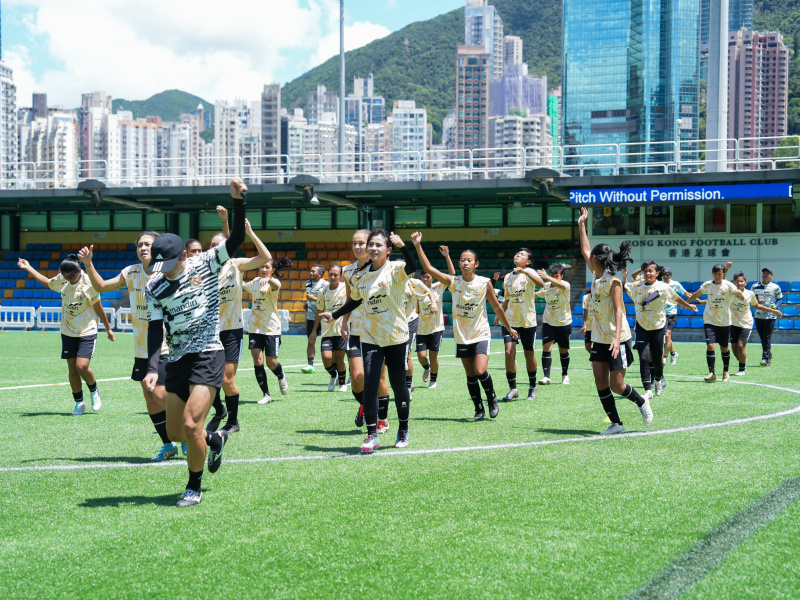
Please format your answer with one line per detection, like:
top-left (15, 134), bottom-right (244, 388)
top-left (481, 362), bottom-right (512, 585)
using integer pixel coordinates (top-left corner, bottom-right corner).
top-left (111, 89), bottom-right (213, 123)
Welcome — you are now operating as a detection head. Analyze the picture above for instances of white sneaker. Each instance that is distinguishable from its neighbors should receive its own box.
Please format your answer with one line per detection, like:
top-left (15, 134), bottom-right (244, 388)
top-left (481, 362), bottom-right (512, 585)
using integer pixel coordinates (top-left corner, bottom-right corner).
top-left (279, 376), bottom-right (289, 395)
top-left (538, 377), bottom-right (552, 385)
top-left (72, 401), bottom-right (85, 415)
top-left (722, 372), bottom-right (730, 382)
top-left (327, 376), bottom-right (336, 392)
top-left (735, 369), bottom-right (746, 376)
top-left (704, 373), bottom-right (717, 383)
top-left (90, 389), bottom-right (102, 411)
top-left (258, 393), bottom-right (272, 405)
top-left (662, 356), bottom-right (667, 365)
top-left (428, 381), bottom-right (438, 389)
top-left (759, 358), bottom-right (767, 367)
top-left (561, 375), bottom-right (570, 385)
top-left (644, 389), bottom-right (654, 401)
top-left (600, 423), bottom-right (625, 435)
top-left (422, 367), bottom-right (430, 382)
top-left (655, 382), bottom-right (662, 397)
top-left (640, 398), bottom-right (654, 426)
top-left (671, 352), bottom-right (679, 365)
top-left (337, 384), bottom-right (348, 392)
top-left (502, 388), bottom-right (519, 401)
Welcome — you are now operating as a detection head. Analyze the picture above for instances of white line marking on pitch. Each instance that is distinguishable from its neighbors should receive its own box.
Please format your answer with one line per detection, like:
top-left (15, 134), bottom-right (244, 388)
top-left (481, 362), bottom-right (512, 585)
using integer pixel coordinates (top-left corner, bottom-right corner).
top-left (2, 378), bottom-right (798, 473)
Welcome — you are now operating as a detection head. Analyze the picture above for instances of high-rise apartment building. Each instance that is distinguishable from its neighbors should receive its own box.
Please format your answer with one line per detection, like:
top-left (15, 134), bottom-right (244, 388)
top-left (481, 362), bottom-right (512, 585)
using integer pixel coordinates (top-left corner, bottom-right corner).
top-left (465, 0), bottom-right (504, 81)
top-left (700, 0), bottom-right (753, 79)
top-left (213, 99), bottom-right (260, 183)
top-left (305, 85), bottom-right (338, 125)
top-left (503, 36), bottom-right (523, 67)
top-left (489, 110), bottom-right (552, 175)
top-left (727, 29), bottom-right (789, 168)
top-left (391, 100), bottom-right (428, 180)
top-left (455, 45), bottom-right (490, 164)
top-left (0, 60), bottom-right (17, 180)
top-left (19, 109), bottom-right (78, 188)
top-left (80, 91), bottom-right (112, 178)
top-left (489, 63), bottom-right (546, 118)
top-left (562, 0), bottom-right (700, 173)
top-left (261, 83), bottom-right (281, 180)
top-left (547, 88), bottom-right (561, 163)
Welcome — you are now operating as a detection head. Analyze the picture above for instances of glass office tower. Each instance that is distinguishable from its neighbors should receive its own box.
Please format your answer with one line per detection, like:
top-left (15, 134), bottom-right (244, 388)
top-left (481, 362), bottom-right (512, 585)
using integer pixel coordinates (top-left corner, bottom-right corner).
top-left (562, 0), bottom-right (700, 174)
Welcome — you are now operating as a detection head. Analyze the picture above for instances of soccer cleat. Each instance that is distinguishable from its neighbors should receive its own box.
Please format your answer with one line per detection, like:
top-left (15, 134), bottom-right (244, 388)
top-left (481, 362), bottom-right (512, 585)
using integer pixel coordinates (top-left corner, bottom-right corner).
top-left (376, 420), bottom-right (389, 434)
top-left (600, 423), bottom-right (625, 435)
top-left (671, 352), bottom-right (679, 365)
top-left (643, 389), bottom-right (654, 401)
top-left (488, 398), bottom-right (499, 419)
top-left (395, 430), bottom-right (410, 448)
top-left (735, 369), bottom-right (746, 376)
top-left (473, 403), bottom-right (485, 421)
top-left (327, 377), bottom-right (337, 392)
top-left (428, 381), bottom-right (438, 389)
top-left (722, 371), bottom-right (730, 382)
top-left (562, 375), bottom-right (570, 385)
top-left (704, 373), bottom-right (717, 383)
top-left (502, 388), bottom-right (519, 402)
top-left (181, 442), bottom-right (188, 456)
top-left (176, 489), bottom-right (202, 508)
top-left (662, 356), bottom-right (667, 365)
top-left (655, 382), bottom-right (662, 397)
top-left (765, 358), bottom-right (772, 367)
top-left (258, 393), bottom-right (272, 405)
top-left (759, 358), bottom-right (767, 367)
top-left (538, 376), bottom-right (552, 385)
top-left (207, 430), bottom-right (228, 474)
top-left (152, 442), bottom-right (178, 462)
top-left (640, 398), bottom-right (654, 426)
top-left (206, 408), bottom-right (227, 433)
top-left (90, 389), bottom-right (102, 411)
top-left (279, 376), bottom-right (289, 395)
top-left (360, 434), bottom-right (380, 453)
top-left (355, 405), bottom-right (365, 427)
top-left (71, 401), bottom-right (85, 415)
top-left (660, 377), bottom-right (667, 391)
top-left (301, 365), bottom-right (315, 374)
top-left (527, 387), bottom-right (537, 401)
top-left (222, 421), bottom-right (240, 434)
top-left (422, 366), bottom-right (431, 382)
top-left (337, 384), bottom-right (348, 393)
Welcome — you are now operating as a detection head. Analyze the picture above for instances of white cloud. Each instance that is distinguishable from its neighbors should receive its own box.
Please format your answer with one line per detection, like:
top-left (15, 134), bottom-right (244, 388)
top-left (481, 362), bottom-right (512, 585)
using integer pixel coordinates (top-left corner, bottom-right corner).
top-left (4, 0), bottom-right (391, 108)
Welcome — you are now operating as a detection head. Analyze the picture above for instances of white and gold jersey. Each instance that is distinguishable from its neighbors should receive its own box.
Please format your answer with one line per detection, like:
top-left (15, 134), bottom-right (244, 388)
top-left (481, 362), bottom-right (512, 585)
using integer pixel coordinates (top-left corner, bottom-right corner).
top-left (349, 260), bottom-right (409, 347)
top-left (582, 293), bottom-right (594, 332)
top-left (731, 288), bottom-right (758, 329)
top-left (318, 283), bottom-right (348, 338)
top-left (404, 278), bottom-right (430, 323)
top-left (537, 281), bottom-right (572, 326)
top-left (699, 279), bottom-right (738, 326)
top-left (450, 275), bottom-right (491, 345)
top-left (342, 262), bottom-right (366, 338)
top-left (48, 272), bottom-right (100, 337)
top-left (624, 280), bottom-right (677, 331)
top-left (419, 281), bottom-right (445, 335)
top-left (503, 271), bottom-right (538, 329)
top-left (244, 277), bottom-right (281, 335)
top-left (121, 264), bottom-right (167, 358)
top-left (591, 271), bottom-right (631, 345)
top-left (218, 261), bottom-right (244, 332)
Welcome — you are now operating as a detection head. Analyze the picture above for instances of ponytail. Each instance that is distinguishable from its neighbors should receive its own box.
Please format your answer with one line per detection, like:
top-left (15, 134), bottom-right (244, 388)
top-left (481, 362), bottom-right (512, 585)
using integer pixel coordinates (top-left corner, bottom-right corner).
top-left (590, 241), bottom-right (632, 274)
top-left (59, 254), bottom-right (81, 279)
top-left (271, 256), bottom-right (292, 279)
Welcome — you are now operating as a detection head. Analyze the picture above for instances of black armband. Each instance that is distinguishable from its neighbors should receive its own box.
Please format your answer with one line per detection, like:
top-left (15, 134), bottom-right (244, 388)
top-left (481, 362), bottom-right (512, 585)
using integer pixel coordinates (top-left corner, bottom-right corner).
top-left (147, 319), bottom-right (165, 374)
top-left (332, 298), bottom-right (363, 320)
top-left (224, 192), bottom-right (247, 258)
top-left (400, 245), bottom-right (417, 275)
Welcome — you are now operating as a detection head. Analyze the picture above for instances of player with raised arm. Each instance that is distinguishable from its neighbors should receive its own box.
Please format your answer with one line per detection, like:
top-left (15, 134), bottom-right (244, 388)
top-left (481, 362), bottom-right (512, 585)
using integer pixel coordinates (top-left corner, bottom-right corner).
top-left (142, 179), bottom-right (247, 507)
top-left (416, 248), bottom-right (452, 389)
top-left (301, 264), bottom-right (329, 374)
top-left (18, 254), bottom-right (115, 415)
top-left (729, 271), bottom-right (781, 376)
top-left (577, 207), bottom-right (653, 434)
top-left (412, 232), bottom-right (516, 421)
top-left (311, 264), bottom-right (349, 393)
top-left (535, 263), bottom-right (573, 385)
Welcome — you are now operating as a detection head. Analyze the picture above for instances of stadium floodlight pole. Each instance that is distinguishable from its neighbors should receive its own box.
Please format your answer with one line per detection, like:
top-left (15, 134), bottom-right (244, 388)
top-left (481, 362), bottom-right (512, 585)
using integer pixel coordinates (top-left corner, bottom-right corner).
top-left (339, 0), bottom-right (346, 182)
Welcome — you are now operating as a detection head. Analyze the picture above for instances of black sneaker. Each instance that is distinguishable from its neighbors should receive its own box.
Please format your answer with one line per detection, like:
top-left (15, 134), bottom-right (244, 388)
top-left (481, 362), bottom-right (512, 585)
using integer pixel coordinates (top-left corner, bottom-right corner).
top-left (222, 421), bottom-right (240, 434)
top-left (473, 403), bottom-right (485, 421)
top-left (207, 430), bottom-right (228, 473)
top-left (206, 408), bottom-right (228, 433)
top-left (488, 397), bottom-right (499, 419)
top-left (176, 489), bottom-right (202, 508)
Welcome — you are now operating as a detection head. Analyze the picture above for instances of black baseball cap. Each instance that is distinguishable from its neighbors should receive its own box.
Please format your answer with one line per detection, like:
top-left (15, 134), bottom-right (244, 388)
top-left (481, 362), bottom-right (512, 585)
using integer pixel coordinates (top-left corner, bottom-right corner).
top-left (662, 268), bottom-right (672, 276)
top-left (762, 267), bottom-right (773, 275)
top-left (146, 233), bottom-right (185, 275)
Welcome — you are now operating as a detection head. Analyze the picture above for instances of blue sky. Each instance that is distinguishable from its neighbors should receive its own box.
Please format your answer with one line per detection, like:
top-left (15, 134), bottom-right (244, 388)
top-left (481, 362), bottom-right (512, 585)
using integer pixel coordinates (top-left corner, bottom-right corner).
top-left (2, 0), bottom-right (462, 107)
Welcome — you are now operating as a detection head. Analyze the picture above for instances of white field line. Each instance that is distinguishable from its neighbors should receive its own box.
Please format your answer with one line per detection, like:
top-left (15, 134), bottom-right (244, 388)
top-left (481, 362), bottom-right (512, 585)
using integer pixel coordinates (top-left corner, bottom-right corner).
top-left (1, 376), bottom-right (798, 474)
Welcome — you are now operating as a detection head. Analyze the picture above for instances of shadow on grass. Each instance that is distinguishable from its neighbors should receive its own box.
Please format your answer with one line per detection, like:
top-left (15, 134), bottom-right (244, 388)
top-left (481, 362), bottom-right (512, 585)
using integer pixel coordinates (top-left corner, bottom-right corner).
top-left (535, 428), bottom-right (598, 437)
top-left (20, 412), bottom-right (83, 418)
top-left (51, 456), bottom-right (153, 464)
top-left (414, 416), bottom-right (477, 424)
top-left (302, 444), bottom-right (362, 455)
top-left (80, 494), bottom-right (178, 508)
top-left (296, 429), bottom-right (361, 436)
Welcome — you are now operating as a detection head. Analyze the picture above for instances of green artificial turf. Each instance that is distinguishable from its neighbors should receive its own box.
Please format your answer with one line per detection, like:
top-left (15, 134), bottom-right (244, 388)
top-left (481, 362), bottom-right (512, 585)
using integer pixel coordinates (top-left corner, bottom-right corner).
top-left (1, 332), bottom-right (799, 599)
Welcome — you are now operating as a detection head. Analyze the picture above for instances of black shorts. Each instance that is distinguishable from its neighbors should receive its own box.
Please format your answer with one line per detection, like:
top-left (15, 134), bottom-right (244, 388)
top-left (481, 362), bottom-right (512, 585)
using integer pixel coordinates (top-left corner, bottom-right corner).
top-left (306, 319), bottom-right (321, 337)
top-left (131, 355), bottom-right (167, 386)
top-left (348, 334), bottom-right (362, 358)
top-left (220, 328), bottom-right (244, 363)
top-left (321, 336), bottom-right (347, 352)
top-left (633, 323), bottom-right (666, 355)
top-left (704, 324), bottom-right (731, 346)
top-left (165, 350), bottom-right (225, 402)
top-left (542, 323), bottom-right (571, 348)
top-left (455, 340), bottom-right (490, 358)
top-left (665, 314), bottom-right (678, 332)
top-left (416, 331), bottom-right (443, 353)
top-left (249, 333), bottom-right (281, 358)
top-left (407, 318), bottom-right (419, 355)
top-left (590, 340), bottom-right (635, 371)
top-left (730, 326), bottom-right (752, 344)
top-left (584, 330), bottom-right (592, 344)
top-left (60, 334), bottom-right (96, 360)
top-left (501, 325), bottom-right (536, 352)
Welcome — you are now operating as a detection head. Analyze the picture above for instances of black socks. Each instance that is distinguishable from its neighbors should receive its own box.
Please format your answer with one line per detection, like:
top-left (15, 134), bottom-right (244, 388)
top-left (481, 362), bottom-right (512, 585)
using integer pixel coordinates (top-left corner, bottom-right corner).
top-left (506, 371), bottom-right (517, 389)
top-left (560, 352), bottom-right (570, 376)
top-left (254, 365), bottom-right (270, 395)
top-left (598, 387), bottom-right (620, 424)
top-left (149, 411), bottom-right (171, 444)
top-left (542, 351), bottom-right (552, 378)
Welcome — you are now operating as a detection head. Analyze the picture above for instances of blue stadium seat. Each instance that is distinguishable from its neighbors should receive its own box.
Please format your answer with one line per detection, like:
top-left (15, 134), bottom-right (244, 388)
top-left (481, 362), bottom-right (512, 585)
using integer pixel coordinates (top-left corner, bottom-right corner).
top-left (622, 293), bottom-right (632, 304)
top-left (572, 316), bottom-right (582, 328)
top-left (625, 304), bottom-right (636, 316)
top-left (690, 317), bottom-right (704, 329)
top-left (693, 281), bottom-right (704, 291)
top-left (785, 294), bottom-right (800, 304)
top-left (782, 306), bottom-right (798, 317)
top-left (696, 304), bottom-right (705, 315)
top-left (778, 319), bottom-right (793, 330)
top-left (573, 305), bottom-right (583, 315)
top-left (794, 320), bottom-right (800, 330)
top-left (777, 281), bottom-right (790, 291)
top-left (680, 281), bottom-right (693, 292)
top-left (676, 317), bottom-right (690, 329)
top-left (791, 281), bottom-right (800, 292)
top-left (626, 317), bottom-right (635, 328)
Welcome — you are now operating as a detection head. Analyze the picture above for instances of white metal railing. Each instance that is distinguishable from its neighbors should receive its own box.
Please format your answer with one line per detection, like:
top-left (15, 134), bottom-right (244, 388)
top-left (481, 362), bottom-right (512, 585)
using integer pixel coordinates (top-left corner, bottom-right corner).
top-left (0, 307), bottom-right (36, 329)
top-left (116, 308), bottom-right (133, 331)
top-left (36, 306), bottom-right (116, 330)
top-left (1, 135), bottom-right (797, 189)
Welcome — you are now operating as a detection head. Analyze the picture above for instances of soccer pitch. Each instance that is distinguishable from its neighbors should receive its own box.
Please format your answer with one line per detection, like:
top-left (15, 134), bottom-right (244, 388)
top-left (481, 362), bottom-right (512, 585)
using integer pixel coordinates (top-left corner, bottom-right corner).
top-left (1, 332), bottom-right (799, 599)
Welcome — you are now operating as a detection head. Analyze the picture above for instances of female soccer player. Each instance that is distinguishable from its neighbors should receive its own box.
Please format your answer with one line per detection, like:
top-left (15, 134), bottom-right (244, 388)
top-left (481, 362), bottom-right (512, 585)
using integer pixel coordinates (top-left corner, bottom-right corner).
top-left (245, 257), bottom-right (292, 404)
top-left (320, 229), bottom-right (417, 452)
top-left (302, 264), bottom-right (329, 374)
top-left (580, 287), bottom-right (593, 354)
top-left (402, 274), bottom-right (438, 398)
top-left (207, 213), bottom-right (273, 432)
top-left (79, 233), bottom-right (176, 460)
top-left (311, 264), bottom-right (349, 392)
top-left (416, 267), bottom-right (448, 389)
top-left (536, 263), bottom-right (573, 385)
top-left (729, 271), bottom-right (781, 376)
top-left (623, 262), bottom-right (697, 398)
top-left (577, 207), bottom-right (653, 434)
top-left (411, 232), bottom-right (516, 421)
top-left (660, 268), bottom-right (690, 365)
top-left (500, 248), bottom-right (545, 401)
top-left (185, 239), bottom-right (203, 257)
top-left (686, 263), bottom-right (746, 383)
top-left (18, 254), bottom-right (115, 415)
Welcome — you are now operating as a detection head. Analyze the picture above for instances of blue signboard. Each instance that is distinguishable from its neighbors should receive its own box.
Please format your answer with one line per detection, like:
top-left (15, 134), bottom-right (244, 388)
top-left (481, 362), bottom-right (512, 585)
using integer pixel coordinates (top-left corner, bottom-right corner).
top-left (569, 183), bottom-right (793, 205)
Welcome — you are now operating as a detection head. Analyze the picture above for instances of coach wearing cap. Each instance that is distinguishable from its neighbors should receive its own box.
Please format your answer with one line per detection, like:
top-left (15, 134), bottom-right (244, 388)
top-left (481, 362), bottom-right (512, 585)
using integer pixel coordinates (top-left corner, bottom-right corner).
top-left (751, 267), bottom-right (783, 367)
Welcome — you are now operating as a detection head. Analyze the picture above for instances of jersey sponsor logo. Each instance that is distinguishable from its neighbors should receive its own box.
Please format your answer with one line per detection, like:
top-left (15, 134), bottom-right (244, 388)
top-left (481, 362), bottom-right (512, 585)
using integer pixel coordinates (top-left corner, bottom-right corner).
top-left (191, 275), bottom-right (202, 287)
